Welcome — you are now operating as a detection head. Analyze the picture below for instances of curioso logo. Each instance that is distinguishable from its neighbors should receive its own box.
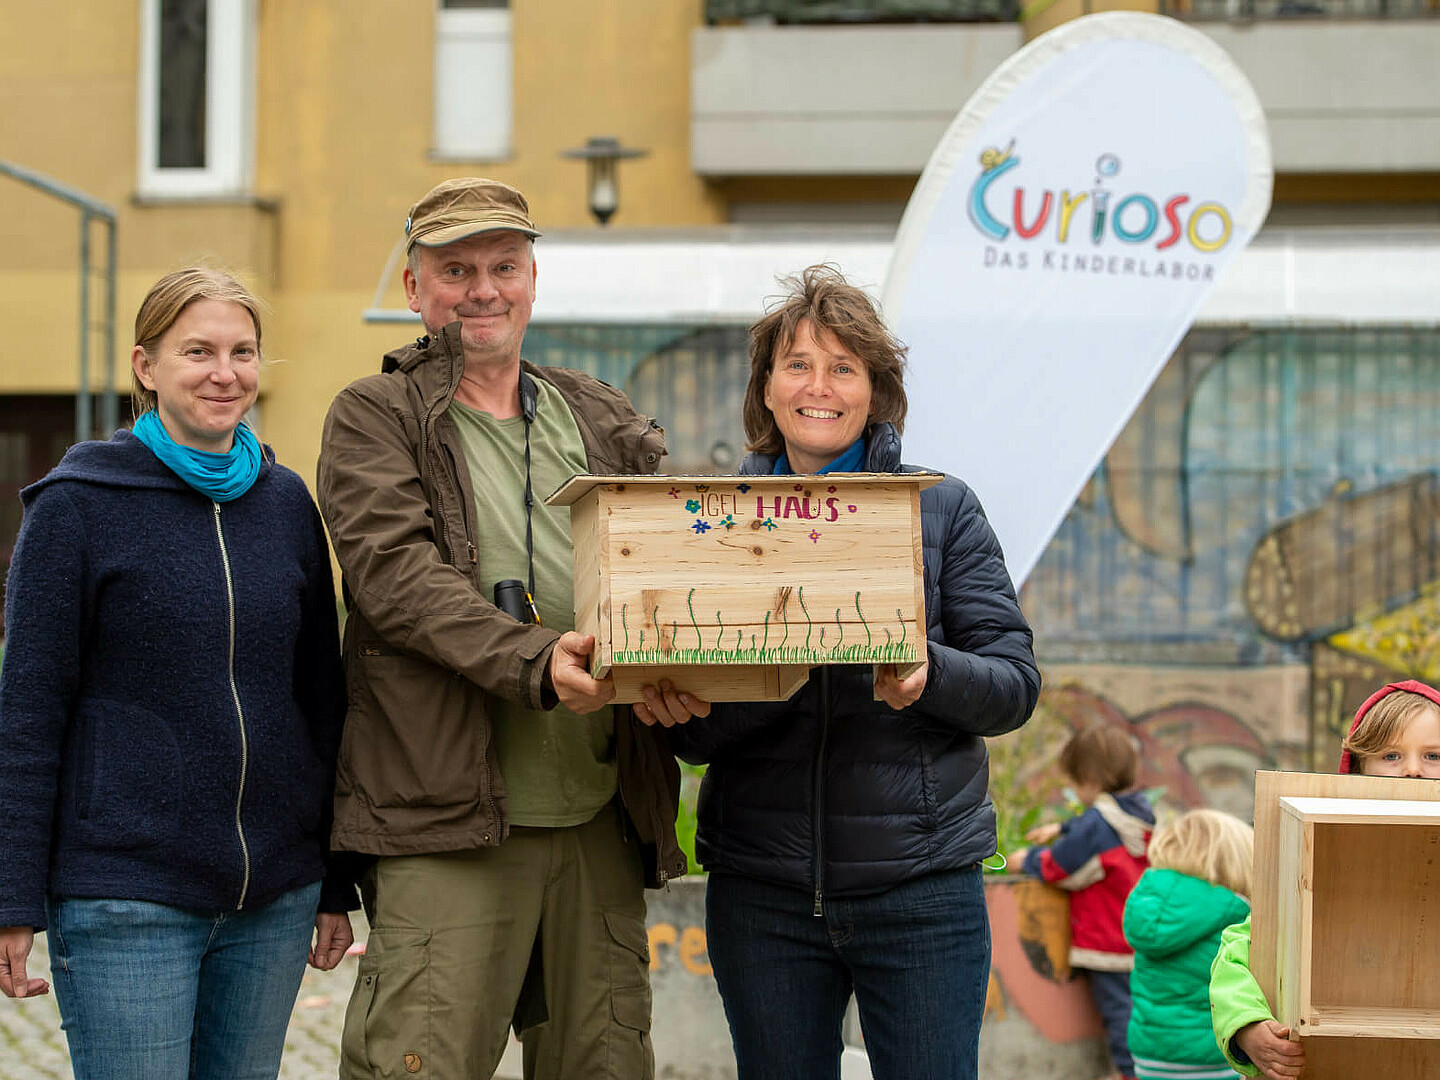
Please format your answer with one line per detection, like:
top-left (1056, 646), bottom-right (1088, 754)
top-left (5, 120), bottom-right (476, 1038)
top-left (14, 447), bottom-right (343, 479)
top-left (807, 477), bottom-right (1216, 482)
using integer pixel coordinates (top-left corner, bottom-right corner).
top-left (968, 143), bottom-right (1233, 254)
top-left (966, 142), bottom-right (1234, 280)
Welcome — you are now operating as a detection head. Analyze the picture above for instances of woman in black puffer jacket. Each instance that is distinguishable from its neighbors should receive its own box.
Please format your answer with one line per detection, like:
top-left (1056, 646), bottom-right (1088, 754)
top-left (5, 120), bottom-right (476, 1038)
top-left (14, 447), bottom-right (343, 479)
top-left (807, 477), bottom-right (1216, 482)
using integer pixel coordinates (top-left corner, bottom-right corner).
top-left (663, 265), bottom-right (1040, 1080)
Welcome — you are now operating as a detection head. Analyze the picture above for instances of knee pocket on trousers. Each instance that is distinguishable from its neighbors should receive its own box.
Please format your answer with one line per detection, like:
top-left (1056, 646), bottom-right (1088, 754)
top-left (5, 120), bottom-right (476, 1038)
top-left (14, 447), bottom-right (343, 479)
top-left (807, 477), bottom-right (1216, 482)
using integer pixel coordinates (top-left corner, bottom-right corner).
top-left (610, 984), bottom-right (651, 1034)
top-left (602, 910), bottom-right (650, 988)
top-left (602, 908), bottom-right (652, 1031)
top-left (342, 927), bottom-right (432, 1079)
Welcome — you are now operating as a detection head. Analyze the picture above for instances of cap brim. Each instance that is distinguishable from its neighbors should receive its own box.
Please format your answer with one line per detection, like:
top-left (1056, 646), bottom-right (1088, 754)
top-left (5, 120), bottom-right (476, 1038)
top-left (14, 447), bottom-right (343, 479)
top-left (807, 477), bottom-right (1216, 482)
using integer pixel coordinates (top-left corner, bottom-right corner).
top-left (409, 220), bottom-right (541, 250)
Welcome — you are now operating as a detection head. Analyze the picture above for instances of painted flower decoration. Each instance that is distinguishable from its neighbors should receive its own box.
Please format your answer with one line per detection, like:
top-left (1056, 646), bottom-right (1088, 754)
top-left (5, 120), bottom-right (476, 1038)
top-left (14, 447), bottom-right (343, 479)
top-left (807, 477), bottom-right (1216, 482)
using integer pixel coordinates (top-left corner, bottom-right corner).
top-left (668, 487), bottom-right (681, 499)
top-left (692, 520), bottom-right (712, 534)
top-left (827, 485), bottom-right (837, 493)
top-left (685, 499), bottom-right (702, 513)
top-left (808, 530), bottom-right (822, 543)
top-left (736, 483), bottom-right (751, 494)
top-left (695, 484), bottom-right (710, 492)
top-left (793, 484), bottom-right (804, 492)
top-left (760, 518), bottom-right (778, 531)
top-left (720, 515), bottom-right (736, 530)
top-left (847, 504), bottom-right (858, 514)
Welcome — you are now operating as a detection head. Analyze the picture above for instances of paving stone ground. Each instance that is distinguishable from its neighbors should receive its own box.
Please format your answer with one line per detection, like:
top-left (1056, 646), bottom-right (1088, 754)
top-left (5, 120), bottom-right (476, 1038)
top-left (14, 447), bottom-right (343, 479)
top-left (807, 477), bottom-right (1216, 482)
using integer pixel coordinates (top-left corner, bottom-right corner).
top-left (0, 917), bottom-right (527, 1080)
top-left (0, 923), bottom-right (355, 1080)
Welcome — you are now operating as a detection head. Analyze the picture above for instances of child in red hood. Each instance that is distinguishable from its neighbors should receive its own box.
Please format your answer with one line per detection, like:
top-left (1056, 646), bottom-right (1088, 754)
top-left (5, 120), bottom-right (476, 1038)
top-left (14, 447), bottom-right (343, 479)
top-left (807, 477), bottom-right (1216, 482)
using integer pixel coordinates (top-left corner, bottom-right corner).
top-left (1208, 679), bottom-right (1440, 1080)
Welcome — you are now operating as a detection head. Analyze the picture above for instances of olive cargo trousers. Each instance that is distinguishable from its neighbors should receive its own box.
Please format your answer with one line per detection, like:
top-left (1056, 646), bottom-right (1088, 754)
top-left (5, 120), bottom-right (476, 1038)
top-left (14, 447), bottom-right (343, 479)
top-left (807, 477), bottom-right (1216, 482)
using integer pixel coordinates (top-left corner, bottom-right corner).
top-left (340, 802), bottom-right (653, 1080)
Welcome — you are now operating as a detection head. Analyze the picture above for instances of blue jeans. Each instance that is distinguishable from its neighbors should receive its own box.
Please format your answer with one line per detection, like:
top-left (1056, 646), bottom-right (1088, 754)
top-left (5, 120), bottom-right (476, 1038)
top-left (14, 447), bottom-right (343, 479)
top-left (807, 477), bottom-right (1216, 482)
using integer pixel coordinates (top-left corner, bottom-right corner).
top-left (706, 867), bottom-right (990, 1080)
top-left (46, 883), bottom-right (321, 1080)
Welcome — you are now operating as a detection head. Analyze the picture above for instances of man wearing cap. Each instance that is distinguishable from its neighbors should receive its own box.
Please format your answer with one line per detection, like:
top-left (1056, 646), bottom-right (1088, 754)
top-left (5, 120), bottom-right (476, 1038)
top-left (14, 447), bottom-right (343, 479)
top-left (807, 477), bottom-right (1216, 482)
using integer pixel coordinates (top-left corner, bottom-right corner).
top-left (316, 178), bottom-right (705, 1079)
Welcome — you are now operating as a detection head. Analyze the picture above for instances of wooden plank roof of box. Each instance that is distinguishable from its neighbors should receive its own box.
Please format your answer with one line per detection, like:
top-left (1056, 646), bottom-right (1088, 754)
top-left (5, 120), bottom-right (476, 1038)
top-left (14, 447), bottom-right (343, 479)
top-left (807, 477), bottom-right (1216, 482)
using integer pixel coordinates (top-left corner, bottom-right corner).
top-left (1253, 771), bottom-right (1440, 1077)
top-left (1278, 796), bottom-right (1440, 824)
top-left (547, 473), bottom-right (943, 703)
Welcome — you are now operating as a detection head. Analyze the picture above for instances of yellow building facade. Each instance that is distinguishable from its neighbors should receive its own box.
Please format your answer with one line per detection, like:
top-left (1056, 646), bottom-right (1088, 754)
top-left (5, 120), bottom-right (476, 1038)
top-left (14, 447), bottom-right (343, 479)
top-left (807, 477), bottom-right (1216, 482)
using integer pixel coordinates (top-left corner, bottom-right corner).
top-left (0, 0), bottom-right (723, 489)
top-left (6, 0), bottom-right (1435, 494)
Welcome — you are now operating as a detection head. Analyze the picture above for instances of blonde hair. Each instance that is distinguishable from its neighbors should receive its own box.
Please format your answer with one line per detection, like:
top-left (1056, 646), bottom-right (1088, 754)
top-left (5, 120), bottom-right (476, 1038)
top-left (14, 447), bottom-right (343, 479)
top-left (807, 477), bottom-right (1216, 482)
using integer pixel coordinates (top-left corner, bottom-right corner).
top-left (1059, 724), bottom-right (1138, 793)
top-left (131, 267), bottom-right (264, 418)
top-left (1147, 809), bottom-right (1254, 899)
top-left (1344, 689), bottom-right (1440, 766)
top-left (743, 264), bottom-right (908, 456)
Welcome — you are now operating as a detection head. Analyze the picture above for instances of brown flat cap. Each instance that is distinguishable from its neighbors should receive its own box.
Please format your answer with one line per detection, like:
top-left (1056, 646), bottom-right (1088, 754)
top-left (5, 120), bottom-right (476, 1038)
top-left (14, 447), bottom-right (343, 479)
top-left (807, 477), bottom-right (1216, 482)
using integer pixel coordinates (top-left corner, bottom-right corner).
top-left (404, 177), bottom-right (541, 252)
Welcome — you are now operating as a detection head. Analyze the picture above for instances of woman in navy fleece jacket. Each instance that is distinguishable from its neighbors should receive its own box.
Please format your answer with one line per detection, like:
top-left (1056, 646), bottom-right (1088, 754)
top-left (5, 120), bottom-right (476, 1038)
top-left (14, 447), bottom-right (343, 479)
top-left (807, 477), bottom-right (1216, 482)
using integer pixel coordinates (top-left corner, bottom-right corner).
top-left (0, 268), bottom-right (353, 1080)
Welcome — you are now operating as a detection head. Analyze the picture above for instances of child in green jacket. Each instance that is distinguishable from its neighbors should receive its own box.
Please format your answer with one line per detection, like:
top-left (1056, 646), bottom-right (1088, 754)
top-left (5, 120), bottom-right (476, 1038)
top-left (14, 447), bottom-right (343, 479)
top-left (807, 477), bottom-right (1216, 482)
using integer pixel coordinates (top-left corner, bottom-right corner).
top-left (1209, 680), bottom-right (1440, 1080)
top-left (1125, 809), bottom-right (1253, 1080)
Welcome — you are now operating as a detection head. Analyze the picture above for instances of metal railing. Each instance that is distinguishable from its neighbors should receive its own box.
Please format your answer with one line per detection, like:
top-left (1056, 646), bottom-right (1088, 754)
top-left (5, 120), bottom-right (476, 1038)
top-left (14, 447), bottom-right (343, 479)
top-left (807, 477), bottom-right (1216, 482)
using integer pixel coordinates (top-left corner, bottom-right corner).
top-left (709, 0), bottom-right (1435, 19)
top-left (707, 0), bottom-right (1020, 23)
top-left (1159, 0), bottom-right (1437, 18)
top-left (0, 160), bottom-right (119, 444)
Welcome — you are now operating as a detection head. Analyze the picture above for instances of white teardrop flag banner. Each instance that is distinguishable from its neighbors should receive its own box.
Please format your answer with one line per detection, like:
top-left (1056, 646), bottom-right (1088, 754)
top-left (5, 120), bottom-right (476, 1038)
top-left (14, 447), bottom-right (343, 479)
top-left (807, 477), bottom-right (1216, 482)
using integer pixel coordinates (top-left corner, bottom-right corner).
top-left (882, 11), bottom-right (1272, 587)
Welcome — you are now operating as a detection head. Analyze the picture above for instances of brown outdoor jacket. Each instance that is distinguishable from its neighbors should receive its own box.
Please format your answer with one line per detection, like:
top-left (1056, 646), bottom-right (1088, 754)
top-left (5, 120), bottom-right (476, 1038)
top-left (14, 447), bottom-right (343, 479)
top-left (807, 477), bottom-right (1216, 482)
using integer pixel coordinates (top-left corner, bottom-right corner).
top-left (316, 323), bottom-right (685, 886)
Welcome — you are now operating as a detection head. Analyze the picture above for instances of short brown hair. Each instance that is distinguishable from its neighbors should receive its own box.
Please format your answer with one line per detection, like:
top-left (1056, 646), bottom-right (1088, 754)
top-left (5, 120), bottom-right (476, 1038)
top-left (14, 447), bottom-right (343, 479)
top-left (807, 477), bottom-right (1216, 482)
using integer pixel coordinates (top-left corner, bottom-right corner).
top-left (1059, 724), bottom-right (1138, 793)
top-left (132, 267), bottom-right (264, 418)
top-left (1344, 689), bottom-right (1440, 764)
top-left (1147, 809), bottom-right (1254, 899)
top-left (742, 264), bottom-right (908, 456)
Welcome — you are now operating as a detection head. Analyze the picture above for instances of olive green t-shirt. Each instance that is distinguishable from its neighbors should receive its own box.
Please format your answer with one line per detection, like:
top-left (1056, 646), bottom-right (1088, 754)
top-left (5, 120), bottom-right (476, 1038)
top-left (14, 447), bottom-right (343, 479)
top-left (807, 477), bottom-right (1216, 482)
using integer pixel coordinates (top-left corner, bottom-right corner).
top-left (448, 380), bottom-right (617, 827)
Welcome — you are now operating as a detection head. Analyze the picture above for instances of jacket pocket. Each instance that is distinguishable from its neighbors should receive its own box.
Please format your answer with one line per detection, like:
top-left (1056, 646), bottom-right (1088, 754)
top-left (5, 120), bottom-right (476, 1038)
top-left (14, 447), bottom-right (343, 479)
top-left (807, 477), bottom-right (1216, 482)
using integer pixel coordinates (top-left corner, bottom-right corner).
top-left (341, 927), bottom-right (432, 1079)
top-left (626, 416), bottom-right (667, 474)
top-left (342, 647), bottom-right (487, 810)
top-left (68, 698), bottom-right (183, 847)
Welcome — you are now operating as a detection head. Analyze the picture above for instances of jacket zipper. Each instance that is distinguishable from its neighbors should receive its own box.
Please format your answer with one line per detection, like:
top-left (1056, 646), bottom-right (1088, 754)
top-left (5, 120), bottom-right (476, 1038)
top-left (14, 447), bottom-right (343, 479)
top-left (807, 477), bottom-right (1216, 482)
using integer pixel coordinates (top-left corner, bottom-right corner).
top-left (420, 339), bottom-right (468, 572)
top-left (441, 440), bottom-right (480, 577)
top-left (213, 503), bottom-right (251, 909)
top-left (425, 432), bottom-right (458, 569)
top-left (812, 667), bottom-right (832, 916)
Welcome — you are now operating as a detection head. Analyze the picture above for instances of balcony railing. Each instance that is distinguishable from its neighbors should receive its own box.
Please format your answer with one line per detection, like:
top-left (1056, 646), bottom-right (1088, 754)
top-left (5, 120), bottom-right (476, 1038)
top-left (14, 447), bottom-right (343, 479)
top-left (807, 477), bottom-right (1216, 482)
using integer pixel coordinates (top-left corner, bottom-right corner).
top-left (1159, 0), bottom-right (1436, 17)
top-left (708, 0), bottom-right (1435, 18)
top-left (706, 0), bottom-right (1020, 22)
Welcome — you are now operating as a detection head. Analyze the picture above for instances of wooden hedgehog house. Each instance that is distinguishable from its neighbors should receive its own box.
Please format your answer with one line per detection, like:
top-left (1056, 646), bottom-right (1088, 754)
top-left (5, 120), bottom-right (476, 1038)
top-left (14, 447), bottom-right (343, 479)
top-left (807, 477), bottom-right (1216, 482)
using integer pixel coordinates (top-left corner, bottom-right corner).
top-left (546, 473), bottom-right (941, 703)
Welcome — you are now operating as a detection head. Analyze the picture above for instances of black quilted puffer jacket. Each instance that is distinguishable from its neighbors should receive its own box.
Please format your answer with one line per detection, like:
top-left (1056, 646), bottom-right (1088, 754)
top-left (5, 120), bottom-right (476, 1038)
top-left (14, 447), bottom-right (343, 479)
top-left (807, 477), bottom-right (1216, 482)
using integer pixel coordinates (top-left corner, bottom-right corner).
top-left (667, 424), bottom-right (1041, 904)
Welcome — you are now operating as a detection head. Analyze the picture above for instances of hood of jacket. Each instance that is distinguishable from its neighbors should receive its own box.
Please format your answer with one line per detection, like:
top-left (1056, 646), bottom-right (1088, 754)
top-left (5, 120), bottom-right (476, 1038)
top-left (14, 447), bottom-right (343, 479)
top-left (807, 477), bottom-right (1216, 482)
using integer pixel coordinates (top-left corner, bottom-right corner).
top-left (22, 428), bottom-right (274, 506)
top-left (1096, 790), bottom-right (1156, 855)
top-left (1339, 679), bottom-right (1440, 773)
top-left (379, 322), bottom-right (469, 410)
top-left (1125, 867), bottom-right (1250, 959)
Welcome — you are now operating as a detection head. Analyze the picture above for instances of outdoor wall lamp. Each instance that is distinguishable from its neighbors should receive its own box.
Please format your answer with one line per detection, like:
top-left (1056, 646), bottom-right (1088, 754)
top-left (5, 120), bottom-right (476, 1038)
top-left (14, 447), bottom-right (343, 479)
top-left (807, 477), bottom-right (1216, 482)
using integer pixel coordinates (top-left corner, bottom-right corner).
top-left (560, 136), bottom-right (649, 226)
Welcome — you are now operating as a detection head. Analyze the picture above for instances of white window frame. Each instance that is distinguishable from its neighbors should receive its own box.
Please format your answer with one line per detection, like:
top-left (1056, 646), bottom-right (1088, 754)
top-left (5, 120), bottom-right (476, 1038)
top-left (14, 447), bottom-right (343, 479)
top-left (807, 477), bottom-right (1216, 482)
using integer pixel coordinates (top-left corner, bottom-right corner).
top-left (138, 0), bottom-right (255, 197)
top-left (432, 3), bottom-right (513, 161)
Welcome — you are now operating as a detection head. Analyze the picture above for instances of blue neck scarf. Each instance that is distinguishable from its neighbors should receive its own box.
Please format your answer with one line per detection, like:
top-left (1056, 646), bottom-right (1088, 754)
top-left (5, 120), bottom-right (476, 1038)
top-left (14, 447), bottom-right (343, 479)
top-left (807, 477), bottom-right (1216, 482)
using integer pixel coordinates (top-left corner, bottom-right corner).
top-left (773, 436), bottom-right (867, 476)
top-left (132, 411), bottom-right (263, 503)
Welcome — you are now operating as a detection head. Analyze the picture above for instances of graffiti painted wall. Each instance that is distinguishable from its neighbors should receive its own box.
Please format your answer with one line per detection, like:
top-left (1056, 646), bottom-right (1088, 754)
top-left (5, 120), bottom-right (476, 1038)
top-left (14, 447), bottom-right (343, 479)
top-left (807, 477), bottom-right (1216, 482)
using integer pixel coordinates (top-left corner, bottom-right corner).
top-left (1021, 326), bottom-right (1440, 791)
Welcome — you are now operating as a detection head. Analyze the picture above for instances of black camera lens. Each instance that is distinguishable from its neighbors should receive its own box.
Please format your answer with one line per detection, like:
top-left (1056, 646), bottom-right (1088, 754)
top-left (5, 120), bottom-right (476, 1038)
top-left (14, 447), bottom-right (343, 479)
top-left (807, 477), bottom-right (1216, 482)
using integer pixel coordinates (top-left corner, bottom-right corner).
top-left (494, 579), bottom-right (533, 624)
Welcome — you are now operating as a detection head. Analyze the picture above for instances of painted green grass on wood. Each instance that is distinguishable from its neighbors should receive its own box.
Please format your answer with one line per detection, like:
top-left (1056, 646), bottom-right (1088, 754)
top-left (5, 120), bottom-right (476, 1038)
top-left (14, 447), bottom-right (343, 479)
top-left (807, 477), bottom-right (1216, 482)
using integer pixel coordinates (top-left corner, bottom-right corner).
top-left (610, 642), bottom-right (917, 666)
top-left (614, 592), bottom-right (913, 666)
